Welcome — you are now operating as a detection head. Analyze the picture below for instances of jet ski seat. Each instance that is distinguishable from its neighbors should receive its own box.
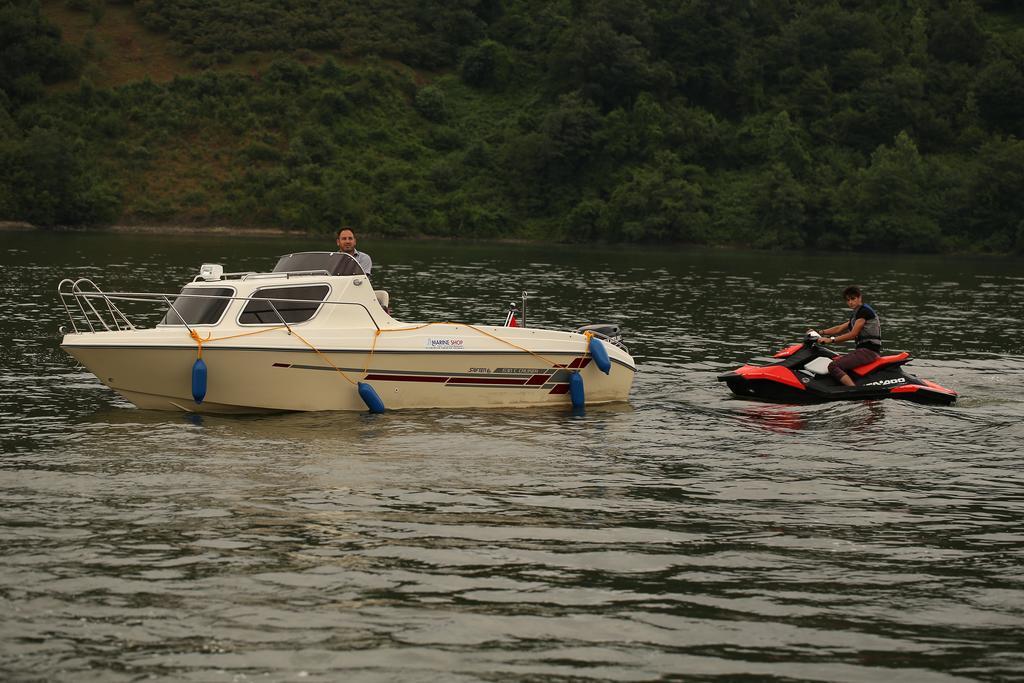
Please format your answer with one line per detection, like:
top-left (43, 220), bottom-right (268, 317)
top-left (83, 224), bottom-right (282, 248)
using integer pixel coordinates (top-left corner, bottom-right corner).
top-left (804, 352), bottom-right (911, 377)
top-left (851, 352), bottom-right (910, 376)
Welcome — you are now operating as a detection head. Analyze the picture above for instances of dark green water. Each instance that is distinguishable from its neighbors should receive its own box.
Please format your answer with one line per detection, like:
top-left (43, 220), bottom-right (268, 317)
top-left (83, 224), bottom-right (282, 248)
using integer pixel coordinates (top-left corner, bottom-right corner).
top-left (2, 231), bottom-right (1023, 681)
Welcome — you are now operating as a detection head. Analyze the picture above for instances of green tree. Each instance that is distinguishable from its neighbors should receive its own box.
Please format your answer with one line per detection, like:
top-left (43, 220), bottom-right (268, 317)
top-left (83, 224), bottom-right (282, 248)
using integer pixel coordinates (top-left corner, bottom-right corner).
top-left (0, 0), bottom-right (81, 104)
top-left (605, 152), bottom-right (709, 242)
top-left (961, 136), bottom-right (1024, 251)
top-left (504, 92), bottom-right (602, 196)
top-left (414, 85), bottom-right (448, 122)
top-left (928, 0), bottom-right (987, 64)
top-left (974, 59), bottom-right (1024, 136)
top-left (548, 1), bottom-right (673, 110)
top-left (833, 131), bottom-right (942, 251)
top-left (0, 127), bottom-right (120, 225)
top-left (460, 39), bottom-right (512, 89)
top-left (751, 163), bottom-right (809, 249)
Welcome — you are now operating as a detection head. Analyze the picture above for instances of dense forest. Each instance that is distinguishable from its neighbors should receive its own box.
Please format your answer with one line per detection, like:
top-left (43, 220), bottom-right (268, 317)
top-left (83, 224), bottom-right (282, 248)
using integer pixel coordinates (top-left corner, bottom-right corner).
top-left (1, 0), bottom-right (1023, 252)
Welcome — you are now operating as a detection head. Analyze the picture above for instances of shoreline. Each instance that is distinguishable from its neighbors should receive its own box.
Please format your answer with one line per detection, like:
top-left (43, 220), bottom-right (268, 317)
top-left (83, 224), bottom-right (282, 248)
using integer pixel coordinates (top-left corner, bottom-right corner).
top-left (0, 221), bottom-right (310, 237)
top-left (0, 221), bottom-right (543, 244)
top-left (3, 222), bottom-right (1020, 257)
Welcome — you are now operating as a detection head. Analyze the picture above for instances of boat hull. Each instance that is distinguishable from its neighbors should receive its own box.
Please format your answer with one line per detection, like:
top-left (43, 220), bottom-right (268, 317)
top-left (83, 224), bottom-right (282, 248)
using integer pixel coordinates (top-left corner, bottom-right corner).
top-left (62, 343), bottom-right (635, 413)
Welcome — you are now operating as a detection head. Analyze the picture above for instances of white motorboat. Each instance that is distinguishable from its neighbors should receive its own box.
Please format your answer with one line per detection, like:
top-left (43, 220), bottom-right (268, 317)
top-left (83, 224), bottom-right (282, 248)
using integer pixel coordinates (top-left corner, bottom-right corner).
top-left (58, 252), bottom-right (636, 413)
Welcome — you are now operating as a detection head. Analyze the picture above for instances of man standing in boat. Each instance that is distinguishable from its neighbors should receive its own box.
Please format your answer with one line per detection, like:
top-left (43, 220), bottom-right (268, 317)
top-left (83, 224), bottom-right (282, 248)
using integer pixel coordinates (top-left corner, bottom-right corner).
top-left (336, 226), bottom-right (372, 275)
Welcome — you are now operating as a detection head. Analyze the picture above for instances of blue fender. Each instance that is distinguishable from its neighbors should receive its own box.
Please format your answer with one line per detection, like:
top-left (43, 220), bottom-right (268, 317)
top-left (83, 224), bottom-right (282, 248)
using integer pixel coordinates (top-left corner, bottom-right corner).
top-left (568, 371), bottom-right (585, 410)
top-left (191, 357), bottom-right (207, 404)
top-left (588, 336), bottom-right (611, 375)
top-left (358, 381), bottom-right (386, 413)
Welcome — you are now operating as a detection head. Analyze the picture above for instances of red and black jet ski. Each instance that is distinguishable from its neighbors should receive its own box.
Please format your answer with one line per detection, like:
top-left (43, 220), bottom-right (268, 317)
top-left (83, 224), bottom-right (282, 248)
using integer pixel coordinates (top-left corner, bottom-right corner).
top-left (718, 332), bottom-right (957, 405)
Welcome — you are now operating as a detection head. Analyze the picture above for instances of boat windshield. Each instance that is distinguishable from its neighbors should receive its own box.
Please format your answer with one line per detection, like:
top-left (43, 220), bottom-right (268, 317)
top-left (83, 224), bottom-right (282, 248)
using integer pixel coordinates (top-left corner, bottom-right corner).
top-left (161, 287), bottom-right (234, 326)
top-left (272, 252), bottom-right (364, 276)
top-left (239, 285), bottom-right (330, 324)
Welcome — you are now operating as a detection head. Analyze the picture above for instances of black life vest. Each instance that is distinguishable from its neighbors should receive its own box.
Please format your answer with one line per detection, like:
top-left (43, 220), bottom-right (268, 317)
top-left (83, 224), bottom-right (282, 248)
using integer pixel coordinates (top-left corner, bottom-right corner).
top-left (849, 303), bottom-right (882, 352)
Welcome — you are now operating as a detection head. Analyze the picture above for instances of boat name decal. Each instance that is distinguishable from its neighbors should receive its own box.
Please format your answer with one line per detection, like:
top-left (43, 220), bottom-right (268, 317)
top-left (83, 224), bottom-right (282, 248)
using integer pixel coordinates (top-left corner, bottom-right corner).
top-left (494, 368), bottom-right (545, 375)
top-left (426, 337), bottom-right (466, 350)
top-left (865, 377), bottom-right (906, 386)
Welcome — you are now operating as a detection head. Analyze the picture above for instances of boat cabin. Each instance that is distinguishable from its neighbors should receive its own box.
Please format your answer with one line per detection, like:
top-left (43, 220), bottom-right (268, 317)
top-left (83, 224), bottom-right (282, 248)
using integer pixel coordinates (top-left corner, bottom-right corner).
top-left (159, 252), bottom-right (390, 330)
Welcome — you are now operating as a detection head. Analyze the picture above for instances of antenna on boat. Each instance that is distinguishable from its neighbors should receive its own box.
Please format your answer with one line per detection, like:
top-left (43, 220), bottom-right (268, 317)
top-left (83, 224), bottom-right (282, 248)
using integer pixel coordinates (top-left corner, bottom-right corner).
top-left (521, 290), bottom-right (528, 328)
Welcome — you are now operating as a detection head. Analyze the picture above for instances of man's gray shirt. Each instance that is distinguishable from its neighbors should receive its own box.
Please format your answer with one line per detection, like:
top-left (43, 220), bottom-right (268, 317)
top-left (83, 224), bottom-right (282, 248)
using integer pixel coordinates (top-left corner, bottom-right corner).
top-left (352, 250), bottom-right (372, 275)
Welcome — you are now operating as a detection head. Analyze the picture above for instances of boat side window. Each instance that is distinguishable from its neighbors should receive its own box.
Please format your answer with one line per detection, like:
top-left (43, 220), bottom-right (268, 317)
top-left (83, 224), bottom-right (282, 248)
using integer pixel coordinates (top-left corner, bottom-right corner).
top-left (160, 287), bottom-right (234, 326)
top-left (239, 285), bottom-right (330, 325)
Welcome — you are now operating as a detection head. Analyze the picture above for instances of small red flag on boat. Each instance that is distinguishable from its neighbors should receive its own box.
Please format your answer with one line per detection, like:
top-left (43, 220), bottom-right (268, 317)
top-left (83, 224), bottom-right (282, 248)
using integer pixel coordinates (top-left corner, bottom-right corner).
top-left (504, 310), bottom-right (518, 327)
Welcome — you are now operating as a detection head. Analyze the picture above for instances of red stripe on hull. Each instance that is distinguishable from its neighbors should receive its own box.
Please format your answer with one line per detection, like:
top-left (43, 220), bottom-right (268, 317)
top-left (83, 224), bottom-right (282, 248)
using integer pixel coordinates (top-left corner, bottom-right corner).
top-left (364, 374), bottom-right (448, 383)
top-left (447, 377), bottom-right (529, 386)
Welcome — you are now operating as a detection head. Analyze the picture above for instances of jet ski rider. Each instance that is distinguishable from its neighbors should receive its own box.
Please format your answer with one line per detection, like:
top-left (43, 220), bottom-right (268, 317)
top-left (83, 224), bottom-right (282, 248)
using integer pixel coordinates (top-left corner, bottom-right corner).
top-left (816, 286), bottom-right (882, 387)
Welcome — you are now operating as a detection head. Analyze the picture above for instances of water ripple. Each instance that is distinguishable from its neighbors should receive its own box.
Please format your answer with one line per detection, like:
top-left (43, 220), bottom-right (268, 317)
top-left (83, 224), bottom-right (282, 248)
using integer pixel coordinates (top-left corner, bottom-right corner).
top-left (1, 234), bottom-right (1022, 680)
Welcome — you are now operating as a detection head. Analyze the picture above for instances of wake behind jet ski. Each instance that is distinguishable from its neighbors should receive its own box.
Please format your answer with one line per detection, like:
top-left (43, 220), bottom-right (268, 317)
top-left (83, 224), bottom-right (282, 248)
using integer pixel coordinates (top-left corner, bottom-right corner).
top-left (717, 331), bottom-right (957, 405)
